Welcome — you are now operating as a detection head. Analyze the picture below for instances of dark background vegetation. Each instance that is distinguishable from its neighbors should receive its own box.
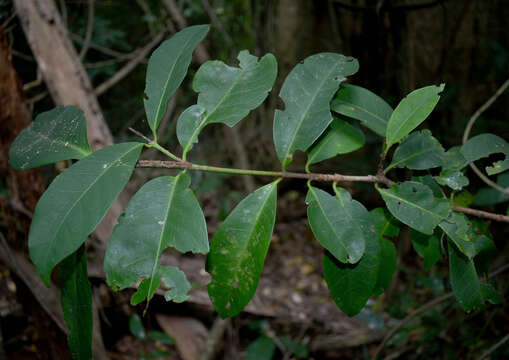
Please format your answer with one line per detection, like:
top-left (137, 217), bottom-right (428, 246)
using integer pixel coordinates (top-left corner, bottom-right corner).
top-left (1, 0), bottom-right (509, 359)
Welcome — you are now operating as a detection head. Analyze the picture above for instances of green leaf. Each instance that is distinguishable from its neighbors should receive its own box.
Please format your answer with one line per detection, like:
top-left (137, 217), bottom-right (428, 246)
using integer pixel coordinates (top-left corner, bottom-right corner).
top-left (438, 212), bottom-right (476, 258)
top-left (370, 208), bottom-right (399, 294)
top-left (306, 185), bottom-right (371, 264)
top-left (144, 25), bottom-right (209, 134)
top-left (448, 241), bottom-right (484, 312)
top-left (9, 106), bottom-right (92, 170)
top-left (377, 181), bottom-right (451, 235)
top-left (178, 50), bottom-right (277, 157)
top-left (306, 116), bottom-right (365, 167)
top-left (206, 181), bottom-right (278, 318)
top-left (412, 175), bottom-right (444, 198)
top-left (129, 314), bottom-right (147, 340)
top-left (387, 130), bottom-right (445, 171)
top-left (29, 142), bottom-right (143, 286)
top-left (148, 331), bottom-right (175, 345)
top-left (273, 53), bottom-right (359, 168)
top-left (435, 169), bottom-right (469, 191)
top-left (280, 337), bottom-right (309, 359)
top-left (323, 227), bottom-right (381, 316)
top-left (461, 134), bottom-right (509, 175)
top-left (385, 84), bottom-right (445, 151)
top-left (411, 230), bottom-right (442, 270)
top-left (473, 172), bottom-right (509, 205)
top-left (105, 173), bottom-right (206, 306)
top-left (480, 283), bottom-right (502, 305)
top-left (60, 247), bottom-right (93, 360)
top-left (246, 336), bottom-right (276, 360)
top-left (331, 84), bottom-right (393, 136)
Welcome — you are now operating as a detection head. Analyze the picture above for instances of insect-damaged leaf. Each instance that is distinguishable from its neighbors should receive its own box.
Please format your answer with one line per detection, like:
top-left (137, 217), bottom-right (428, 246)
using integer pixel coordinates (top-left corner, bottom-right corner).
top-left (387, 130), bottom-right (445, 171)
top-left (144, 25), bottom-right (209, 135)
top-left (377, 181), bottom-right (450, 235)
top-left (105, 173), bottom-right (207, 306)
top-left (331, 84), bottom-right (393, 137)
top-left (306, 116), bottom-right (365, 167)
top-left (323, 227), bottom-right (380, 316)
top-left (273, 53), bottom-right (359, 169)
top-left (9, 106), bottom-right (92, 170)
top-left (206, 181), bottom-right (278, 318)
top-left (461, 134), bottom-right (509, 176)
top-left (385, 84), bottom-right (445, 151)
top-left (439, 212), bottom-right (477, 258)
top-left (306, 186), bottom-right (370, 264)
top-left (177, 50), bottom-right (277, 157)
top-left (29, 142), bottom-right (143, 286)
top-left (60, 247), bottom-right (93, 360)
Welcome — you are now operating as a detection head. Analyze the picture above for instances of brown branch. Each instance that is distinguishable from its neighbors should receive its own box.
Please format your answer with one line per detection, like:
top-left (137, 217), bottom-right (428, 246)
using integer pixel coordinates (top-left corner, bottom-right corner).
top-left (452, 205), bottom-right (509, 223)
top-left (79, 0), bottom-right (94, 60)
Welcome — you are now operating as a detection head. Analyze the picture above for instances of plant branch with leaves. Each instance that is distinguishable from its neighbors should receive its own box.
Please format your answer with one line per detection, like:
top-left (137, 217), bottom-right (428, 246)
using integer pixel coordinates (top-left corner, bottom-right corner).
top-left (8, 25), bottom-right (509, 359)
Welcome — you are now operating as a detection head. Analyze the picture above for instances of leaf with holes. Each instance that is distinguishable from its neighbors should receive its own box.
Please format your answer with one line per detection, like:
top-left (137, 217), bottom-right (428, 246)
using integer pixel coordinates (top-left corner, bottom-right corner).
top-left (144, 25), bottom-right (209, 135)
top-left (385, 84), bottom-right (445, 151)
top-left (331, 84), bottom-right (393, 136)
top-left (105, 173), bottom-right (207, 306)
top-left (323, 224), bottom-right (380, 316)
top-left (29, 142), bottom-right (143, 286)
top-left (387, 130), bottom-right (445, 171)
top-left (206, 181), bottom-right (278, 318)
top-left (9, 106), bottom-right (92, 170)
top-left (306, 116), bottom-right (365, 167)
top-left (461, 134), bottom-right (509, 175)
top-left (377, 181), bottom-right (450, 235)
top-left (60, 246), bottom-right (93, 360)
top-left (435, 169), bottom-right (469, 191)
top-left (439, 212), bottom-right (477, 258)
top-left (178, 50), bottom-right (277, 157)
top-left (306, 186), bottom-right (370, 264)
top-left (273, 53), bottom-right (359, 169)
top-left (370, 208), bottom-right (399, 295)
top-left (130, 266), bottom-right (191, 305)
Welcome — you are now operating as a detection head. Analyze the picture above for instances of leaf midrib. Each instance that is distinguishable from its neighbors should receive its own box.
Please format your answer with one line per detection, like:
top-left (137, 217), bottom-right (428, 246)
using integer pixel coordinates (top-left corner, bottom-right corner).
top-left (282, 60), bottom-right (343, 165)
top-left (378, 186), bottom-right (446, 221)
top-left (41, 144), bottom-right (141, 272)
top-left (389, 146), bottom-right (439, 170)
top-left (333, 98), bottom-right (387, 129)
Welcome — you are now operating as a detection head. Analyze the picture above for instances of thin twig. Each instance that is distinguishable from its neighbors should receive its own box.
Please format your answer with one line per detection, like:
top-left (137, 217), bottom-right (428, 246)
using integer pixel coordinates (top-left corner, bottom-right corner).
top-left (70, 33), bottom-right (131, 58)
top-left (373, 263), bottom-right (509, 359)
top-left (479, 333), bottom-right (509, 360)
top-left (201, 0), bottom-right (235, 49)
top-left (128, 127), bottom-right (152, 143)
top-left (137, 160), bottom-right (509, 223)
top-left (94, 30), bottom-right (166, 96)
top-left (79, 0), bottom-right (94, 60)
top-left (462, 77), bottom-right (509, 195)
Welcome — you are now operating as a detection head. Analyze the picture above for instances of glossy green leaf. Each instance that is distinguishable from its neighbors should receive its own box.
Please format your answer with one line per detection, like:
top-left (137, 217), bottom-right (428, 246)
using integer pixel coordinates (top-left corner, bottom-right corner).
top-left (331, 84), bottom-right (393, 136)
top-left (323, 226), bottom-right (380, 316)
top-left (306, 116), bottom-right (365, 167)
top-left (246, 336), bottom-right (276, 360)
top-left (207, 181), bottom-right (278, 318)
top-left (129, 313), bottom-right (147, 340)
top-left (387, 130), bottom-right (445, 171)
top-left (144, 25), bottom-right (209, 134)
top-left (273, 53), bottom-right (359, 168)
top-left (306, 185), bottom-right (372, 264)
top-left (60, 247), bottom-right (92, 360)
top-left (448, 241), bottom-right (484, 312)
top-left (105, 173), bottom-right (206, 306)
top-left (439, 212), bottom-right (476, 258)
top-left (178, 50), bottom-right (277, 157)
top-left (29, 142), bottom-right (143, 286)
top-left (473, 172), bottom-right (509, 205)
top-left (370, 208), bottom-right (399, 294)
top-left (435, 169), bottom-right (469, 190)
top-left (9, 106), bottom-right (92, 170)
top-left (385, 84), bottom-right (445, 151)
top-left (461, 134), bottom-right (509, 175)
top-left (411, 230), bottom-right (441, 270)
top-left (377, 181), bottom-right (450, 235)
